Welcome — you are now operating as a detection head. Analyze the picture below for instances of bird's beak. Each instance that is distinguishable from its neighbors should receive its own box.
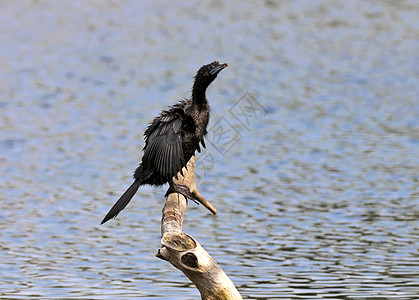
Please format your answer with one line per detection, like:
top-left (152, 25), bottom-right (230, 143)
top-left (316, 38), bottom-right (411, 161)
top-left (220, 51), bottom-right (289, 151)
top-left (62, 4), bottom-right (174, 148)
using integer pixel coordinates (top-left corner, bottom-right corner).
top-left (210, 63), bottom-right (228, 75)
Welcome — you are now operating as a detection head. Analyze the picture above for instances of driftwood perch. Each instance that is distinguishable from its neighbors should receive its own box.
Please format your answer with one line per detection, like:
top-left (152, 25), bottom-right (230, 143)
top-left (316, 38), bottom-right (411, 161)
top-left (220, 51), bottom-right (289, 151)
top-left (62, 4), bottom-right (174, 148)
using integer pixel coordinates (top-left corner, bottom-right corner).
top-left (157, 156), bottom-right (242, 300)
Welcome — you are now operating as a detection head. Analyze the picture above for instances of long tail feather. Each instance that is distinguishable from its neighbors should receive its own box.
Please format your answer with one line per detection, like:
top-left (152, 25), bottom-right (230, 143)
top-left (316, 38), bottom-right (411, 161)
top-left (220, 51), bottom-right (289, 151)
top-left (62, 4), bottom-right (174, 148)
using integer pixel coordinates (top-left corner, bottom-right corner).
top-left (101, 179), bottom-right (141, 224)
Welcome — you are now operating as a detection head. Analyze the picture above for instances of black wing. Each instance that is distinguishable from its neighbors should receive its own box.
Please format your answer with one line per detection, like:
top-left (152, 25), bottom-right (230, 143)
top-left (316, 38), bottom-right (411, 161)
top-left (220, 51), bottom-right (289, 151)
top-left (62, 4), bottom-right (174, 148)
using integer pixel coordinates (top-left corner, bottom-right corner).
top-left (142, 114), bottom-right (185, 180)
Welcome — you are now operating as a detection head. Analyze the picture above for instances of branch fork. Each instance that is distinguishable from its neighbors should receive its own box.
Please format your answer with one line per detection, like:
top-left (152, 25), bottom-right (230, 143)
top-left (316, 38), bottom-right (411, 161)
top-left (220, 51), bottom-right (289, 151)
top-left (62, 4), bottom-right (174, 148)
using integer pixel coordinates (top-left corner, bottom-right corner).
top-left (157, 156), bottom-right (242, 300)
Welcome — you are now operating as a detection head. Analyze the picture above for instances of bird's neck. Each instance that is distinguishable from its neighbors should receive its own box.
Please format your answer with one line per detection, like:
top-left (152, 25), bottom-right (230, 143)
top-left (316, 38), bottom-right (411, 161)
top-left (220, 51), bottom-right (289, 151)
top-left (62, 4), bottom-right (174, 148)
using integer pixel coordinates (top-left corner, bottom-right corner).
top-left (192, 83), bottom-right (209, 108)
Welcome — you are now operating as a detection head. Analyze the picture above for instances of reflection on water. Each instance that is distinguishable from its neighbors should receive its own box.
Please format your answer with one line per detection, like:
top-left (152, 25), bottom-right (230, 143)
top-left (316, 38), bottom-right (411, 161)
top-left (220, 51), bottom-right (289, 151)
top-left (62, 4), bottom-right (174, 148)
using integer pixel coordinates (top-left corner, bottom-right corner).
top-left (1, 1), bottom-right (418, 299)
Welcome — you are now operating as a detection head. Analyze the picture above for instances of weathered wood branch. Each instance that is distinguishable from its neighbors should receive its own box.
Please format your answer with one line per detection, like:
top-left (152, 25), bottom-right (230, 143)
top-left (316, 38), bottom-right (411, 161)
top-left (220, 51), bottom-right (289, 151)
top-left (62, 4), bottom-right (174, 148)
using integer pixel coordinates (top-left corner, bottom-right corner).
top-left (157, 156), bottom-right (242, 300)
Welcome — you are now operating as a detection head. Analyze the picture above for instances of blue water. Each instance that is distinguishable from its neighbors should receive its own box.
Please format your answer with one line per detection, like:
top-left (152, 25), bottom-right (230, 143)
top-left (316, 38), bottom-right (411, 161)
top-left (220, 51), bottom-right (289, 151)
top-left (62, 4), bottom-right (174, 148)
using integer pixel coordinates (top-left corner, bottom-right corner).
top-left (1, 1), bottom-right (418, 299)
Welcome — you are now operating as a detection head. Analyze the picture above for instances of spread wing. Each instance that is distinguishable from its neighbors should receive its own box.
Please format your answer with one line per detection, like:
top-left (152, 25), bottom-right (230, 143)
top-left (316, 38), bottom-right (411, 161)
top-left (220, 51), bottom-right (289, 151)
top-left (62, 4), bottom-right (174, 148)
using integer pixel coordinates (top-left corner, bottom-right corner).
top-left (142, 114), bottom-right (185, 179)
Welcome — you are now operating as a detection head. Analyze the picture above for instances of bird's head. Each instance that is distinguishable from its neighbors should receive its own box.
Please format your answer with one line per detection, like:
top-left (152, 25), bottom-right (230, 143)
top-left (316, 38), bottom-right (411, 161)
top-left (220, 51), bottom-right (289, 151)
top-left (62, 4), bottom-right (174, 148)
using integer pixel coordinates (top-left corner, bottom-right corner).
top-left (194, 61), bottom-right (228, 89)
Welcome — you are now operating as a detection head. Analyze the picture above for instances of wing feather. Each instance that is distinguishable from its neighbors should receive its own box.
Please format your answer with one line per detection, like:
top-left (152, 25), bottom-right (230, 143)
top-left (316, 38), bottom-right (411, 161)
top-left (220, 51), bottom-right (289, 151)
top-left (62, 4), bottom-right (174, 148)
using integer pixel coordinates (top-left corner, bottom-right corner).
top-left (142, 115), bottom-right (184, 180)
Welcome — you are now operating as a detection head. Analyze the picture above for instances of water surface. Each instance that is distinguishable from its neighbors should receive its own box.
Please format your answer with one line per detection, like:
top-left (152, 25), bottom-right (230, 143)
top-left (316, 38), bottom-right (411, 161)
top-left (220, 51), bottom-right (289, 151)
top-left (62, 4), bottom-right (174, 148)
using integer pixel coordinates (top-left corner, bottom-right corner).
top-left (1, 1), bottom-right (418, 299)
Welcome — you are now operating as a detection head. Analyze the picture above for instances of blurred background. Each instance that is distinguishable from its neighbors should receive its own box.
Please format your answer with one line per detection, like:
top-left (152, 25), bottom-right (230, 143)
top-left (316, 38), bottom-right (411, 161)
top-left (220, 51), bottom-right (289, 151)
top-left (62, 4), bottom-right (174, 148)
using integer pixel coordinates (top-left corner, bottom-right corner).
top-left (1, 1), bottom-right (418, 299)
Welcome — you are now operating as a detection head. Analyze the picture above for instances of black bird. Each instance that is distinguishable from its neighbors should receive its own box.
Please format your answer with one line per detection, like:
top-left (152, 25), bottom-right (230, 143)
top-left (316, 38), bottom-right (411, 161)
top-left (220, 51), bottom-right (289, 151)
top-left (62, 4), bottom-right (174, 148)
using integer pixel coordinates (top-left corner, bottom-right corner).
top-left (101, 61), bottom-right (228, 224)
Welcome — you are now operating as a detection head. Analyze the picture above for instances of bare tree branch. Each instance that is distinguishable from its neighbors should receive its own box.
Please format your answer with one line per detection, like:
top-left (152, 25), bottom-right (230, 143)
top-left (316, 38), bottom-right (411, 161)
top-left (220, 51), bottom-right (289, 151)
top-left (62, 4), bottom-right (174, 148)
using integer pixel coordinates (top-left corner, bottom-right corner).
top-left (157, 156), bottom-right (242, 300)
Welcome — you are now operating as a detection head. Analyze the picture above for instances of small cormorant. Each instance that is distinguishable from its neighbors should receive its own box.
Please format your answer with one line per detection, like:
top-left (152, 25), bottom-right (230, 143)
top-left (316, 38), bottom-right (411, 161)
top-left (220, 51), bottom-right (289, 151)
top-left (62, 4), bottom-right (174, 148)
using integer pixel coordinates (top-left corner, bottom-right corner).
top-left (101, 61), bottom-right (228, 224)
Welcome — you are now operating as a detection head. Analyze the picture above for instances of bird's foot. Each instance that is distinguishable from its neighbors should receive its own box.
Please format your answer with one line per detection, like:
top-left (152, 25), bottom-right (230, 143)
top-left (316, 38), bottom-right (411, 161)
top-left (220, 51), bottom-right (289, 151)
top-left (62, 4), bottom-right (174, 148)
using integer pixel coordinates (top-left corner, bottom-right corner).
top-left (166, 184), bottom-right (200, 205)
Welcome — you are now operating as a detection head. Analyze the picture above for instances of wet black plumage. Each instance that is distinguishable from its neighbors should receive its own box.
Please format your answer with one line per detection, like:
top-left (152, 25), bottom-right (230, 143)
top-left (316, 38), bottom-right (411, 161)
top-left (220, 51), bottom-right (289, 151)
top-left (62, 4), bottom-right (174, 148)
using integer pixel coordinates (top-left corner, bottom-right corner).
top-left (101, 61), bottom-right (227, 224)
